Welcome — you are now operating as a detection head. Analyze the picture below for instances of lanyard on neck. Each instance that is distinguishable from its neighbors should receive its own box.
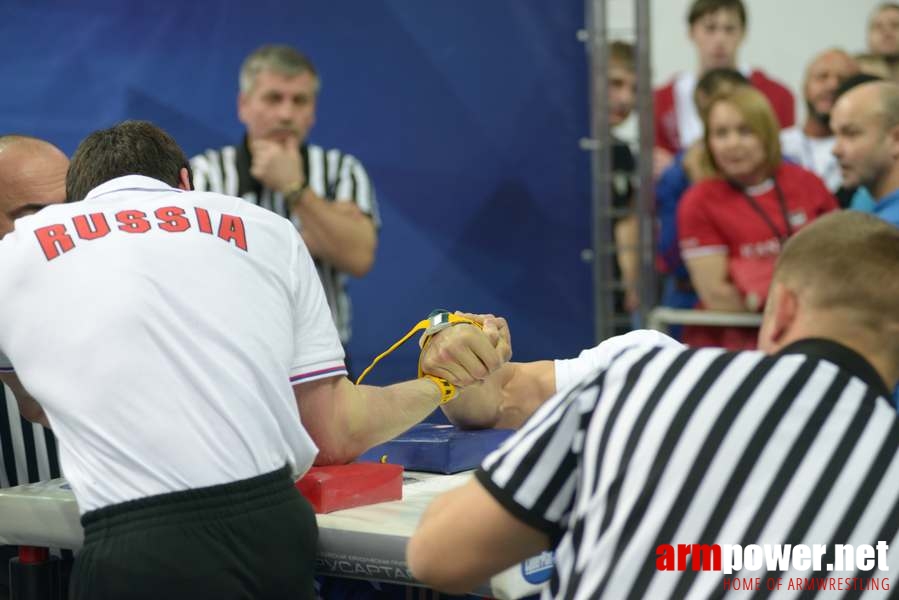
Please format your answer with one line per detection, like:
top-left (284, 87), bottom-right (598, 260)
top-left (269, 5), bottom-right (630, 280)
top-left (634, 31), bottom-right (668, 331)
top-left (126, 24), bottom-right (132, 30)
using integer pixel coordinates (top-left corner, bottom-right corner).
top-left (731, 177), bottom-right (793, 243)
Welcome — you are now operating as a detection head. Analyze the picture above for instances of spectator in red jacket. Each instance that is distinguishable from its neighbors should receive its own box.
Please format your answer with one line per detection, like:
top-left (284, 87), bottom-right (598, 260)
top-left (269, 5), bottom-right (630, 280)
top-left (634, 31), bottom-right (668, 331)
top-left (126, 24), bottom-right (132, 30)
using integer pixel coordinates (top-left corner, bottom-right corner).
top-left (677, 87), bottom-right (837, 350)
top-left (654, 0), bottom-right (795, 176)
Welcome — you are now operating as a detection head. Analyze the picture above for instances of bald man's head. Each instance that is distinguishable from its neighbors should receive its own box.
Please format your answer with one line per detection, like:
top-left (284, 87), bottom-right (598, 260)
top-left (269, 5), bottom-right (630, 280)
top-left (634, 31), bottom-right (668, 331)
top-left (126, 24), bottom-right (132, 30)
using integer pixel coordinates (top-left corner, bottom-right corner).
top-left (0, 136), bottom-right (68, 238)
top-left (803, 49), bottom-right (858, 126)
top-left (831, 82), bottom-right (899, 198)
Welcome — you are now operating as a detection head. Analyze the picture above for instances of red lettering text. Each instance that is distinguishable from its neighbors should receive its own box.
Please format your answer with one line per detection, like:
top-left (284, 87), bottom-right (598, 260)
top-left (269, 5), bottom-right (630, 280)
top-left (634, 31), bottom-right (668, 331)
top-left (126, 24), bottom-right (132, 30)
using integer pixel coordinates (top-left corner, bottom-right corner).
top-left (116, 210), bottom-right (151, 233)
top-left (34, 224), bottom-right (75, 261)
top-left (73, 213), bottom-right (111, 240)
top-left (155, 206), bottom-right (190, 233)
top-left (217, 214), bottom-right (247, 251)
top-left (195, 207), bottom-right (213, 234)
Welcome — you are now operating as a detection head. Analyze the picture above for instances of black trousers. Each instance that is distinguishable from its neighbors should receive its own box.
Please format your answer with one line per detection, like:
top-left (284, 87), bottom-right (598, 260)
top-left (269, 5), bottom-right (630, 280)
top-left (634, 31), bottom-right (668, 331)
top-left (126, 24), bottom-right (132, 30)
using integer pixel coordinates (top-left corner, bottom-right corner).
top-left (70, 465), bottom-right (317, 600)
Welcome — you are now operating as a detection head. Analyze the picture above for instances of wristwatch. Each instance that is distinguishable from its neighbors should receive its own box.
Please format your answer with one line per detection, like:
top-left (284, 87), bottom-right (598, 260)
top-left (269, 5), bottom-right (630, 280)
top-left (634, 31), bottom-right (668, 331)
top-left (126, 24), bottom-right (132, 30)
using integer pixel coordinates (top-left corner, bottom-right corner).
top-left (283, 179), bottom-right (308, 211)
top-left (354, 309), bottom-right (482, 405)
top-left (419, 309), bottom-right (473, 348)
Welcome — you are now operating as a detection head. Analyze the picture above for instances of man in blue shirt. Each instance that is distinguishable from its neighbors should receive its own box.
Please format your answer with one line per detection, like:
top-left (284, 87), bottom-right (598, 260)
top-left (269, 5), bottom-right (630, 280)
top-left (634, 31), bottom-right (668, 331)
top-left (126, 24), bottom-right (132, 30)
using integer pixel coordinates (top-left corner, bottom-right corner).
top-left (831, 81), bottom-right (899, 409)
top-left (832, 81), bottom-right (899, 229)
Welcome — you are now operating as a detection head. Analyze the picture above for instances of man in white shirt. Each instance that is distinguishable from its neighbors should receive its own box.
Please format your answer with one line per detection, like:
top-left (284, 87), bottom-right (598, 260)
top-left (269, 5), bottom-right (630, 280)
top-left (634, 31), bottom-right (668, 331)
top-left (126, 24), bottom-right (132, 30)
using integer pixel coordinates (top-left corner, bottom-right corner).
top-left (0, 121), bottom-right (507, 600)
top-left (780, 49), bottom-right (858, 205)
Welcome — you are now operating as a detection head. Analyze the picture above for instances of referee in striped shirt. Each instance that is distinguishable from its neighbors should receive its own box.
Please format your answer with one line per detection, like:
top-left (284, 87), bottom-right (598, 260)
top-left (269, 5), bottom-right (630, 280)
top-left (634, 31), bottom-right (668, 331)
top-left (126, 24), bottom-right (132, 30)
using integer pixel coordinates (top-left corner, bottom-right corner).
top-left (190, 45), bottom-right (379, 358)
top-left (408, 211), bottom-right (899, 598)
top-left (0, 135), bottom-right (69, 599)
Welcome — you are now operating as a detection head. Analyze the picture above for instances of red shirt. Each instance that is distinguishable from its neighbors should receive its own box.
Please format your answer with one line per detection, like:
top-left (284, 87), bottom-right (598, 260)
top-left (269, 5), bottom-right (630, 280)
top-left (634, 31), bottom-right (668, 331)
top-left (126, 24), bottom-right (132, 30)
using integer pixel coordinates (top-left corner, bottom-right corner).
top-left (678, 163), bottom-right (837, 261)
top-left (676, 163), bottom-right (837, 349)
top-left (655, 69), bottom-right (795, 154)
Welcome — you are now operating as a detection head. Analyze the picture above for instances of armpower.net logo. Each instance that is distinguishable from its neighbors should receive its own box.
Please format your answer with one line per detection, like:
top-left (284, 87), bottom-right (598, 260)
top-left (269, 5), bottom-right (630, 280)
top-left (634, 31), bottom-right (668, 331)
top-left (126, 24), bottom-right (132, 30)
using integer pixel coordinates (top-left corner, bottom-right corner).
top-left (656, 542), bottom-right (891, 592)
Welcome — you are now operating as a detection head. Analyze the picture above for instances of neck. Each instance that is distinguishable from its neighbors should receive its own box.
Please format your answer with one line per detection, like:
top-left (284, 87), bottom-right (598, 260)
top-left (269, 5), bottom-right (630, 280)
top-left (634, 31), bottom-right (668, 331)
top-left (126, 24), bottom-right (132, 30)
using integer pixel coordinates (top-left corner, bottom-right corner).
top-left (872, 167), bottom-right (899, 201)
top-left (830, 334), bottom-right (898, 393)
top-left (731, 169), bottom-right (771, 188)
top-left (802, 116), bottom-right (831, 138)
top-left (699, 60), bottom-right (737, 74)
top-left (777, 315), bottom-right (898, 393)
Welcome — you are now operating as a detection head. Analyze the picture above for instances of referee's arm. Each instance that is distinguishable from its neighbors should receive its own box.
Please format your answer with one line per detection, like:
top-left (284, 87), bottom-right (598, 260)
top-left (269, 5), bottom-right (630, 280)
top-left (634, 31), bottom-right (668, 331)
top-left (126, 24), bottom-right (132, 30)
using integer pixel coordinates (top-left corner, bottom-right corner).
top-left (406, 476), bottom-right (549, 594)
top-left (0, 373), bottom-right (49, 429)
top-left (292, 193), bottom-right (376, 277)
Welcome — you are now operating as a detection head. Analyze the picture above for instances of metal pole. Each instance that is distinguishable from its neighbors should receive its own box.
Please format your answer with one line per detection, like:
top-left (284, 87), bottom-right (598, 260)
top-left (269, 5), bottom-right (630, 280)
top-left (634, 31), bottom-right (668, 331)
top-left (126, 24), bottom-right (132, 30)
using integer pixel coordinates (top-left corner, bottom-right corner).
top-left (635, 0), bottom-right (658, 325)
top-left (586, 0), bottom-right (616, 343)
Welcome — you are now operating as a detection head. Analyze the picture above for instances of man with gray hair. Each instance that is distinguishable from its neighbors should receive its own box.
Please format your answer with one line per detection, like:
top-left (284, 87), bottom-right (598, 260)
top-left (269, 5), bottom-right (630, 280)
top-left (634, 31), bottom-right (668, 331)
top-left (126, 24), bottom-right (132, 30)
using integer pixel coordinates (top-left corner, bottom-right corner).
top-left (191, 45), bottom-right (378, 365)
top-left (831, 80), bottom-right (899, 228)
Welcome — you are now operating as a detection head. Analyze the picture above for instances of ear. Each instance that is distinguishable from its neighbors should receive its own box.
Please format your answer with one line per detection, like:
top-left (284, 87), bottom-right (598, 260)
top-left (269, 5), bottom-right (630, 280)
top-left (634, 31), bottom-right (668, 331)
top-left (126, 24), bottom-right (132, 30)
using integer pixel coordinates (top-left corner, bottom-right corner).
top-left (889, 125), bottom-right (899, 160)
top-left (177, 167), bottom-right (192, 191)
top-left (766, 282), bottom-right (799, 346)
top-left (237, 90), bottom-right (249, 125)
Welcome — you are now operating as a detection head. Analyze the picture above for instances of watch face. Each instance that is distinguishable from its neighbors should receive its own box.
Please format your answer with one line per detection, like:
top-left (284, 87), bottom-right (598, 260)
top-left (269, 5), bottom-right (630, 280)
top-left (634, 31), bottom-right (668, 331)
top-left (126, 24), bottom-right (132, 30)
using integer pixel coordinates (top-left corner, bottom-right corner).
top-left (429, 312), bottom-right (451, 327)
top-left (426, 312), bottom-right (452, 335)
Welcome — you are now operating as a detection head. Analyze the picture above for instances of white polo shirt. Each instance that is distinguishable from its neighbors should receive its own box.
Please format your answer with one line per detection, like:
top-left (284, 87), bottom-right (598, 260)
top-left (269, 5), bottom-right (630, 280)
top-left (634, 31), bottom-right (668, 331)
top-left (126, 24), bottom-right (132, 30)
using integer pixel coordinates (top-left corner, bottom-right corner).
top-left (554, 329), bottom-right (683, 392)
top-left (0, 175), bottom-right (346, 513)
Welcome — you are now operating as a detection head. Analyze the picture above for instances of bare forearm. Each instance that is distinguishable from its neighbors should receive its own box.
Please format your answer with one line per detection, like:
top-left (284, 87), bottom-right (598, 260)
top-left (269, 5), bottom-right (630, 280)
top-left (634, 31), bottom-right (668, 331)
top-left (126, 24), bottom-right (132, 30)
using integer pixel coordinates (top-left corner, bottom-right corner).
top-left (408, 479), bottom-right (550, 593)
top-left (295, 193), bottom-right (377, 276)
top-left (685, 255), bottom-right (750, 312)
top-left (303, 377), bottom-right (441, 465)
top-left (352, 380), bottom-right (441, 450)
top-left (20, 402), bottom-right (50, 429)
top-left (698, 281), bottom-right (748, 312)
top-left (615, 216), bottom-right (640, 298)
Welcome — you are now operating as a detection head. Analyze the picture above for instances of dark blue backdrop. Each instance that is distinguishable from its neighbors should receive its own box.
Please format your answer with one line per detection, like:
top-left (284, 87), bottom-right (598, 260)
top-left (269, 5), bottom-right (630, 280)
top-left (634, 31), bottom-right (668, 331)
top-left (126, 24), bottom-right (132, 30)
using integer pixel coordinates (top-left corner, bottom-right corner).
top-left (1, 0), bottom-right (594, 384)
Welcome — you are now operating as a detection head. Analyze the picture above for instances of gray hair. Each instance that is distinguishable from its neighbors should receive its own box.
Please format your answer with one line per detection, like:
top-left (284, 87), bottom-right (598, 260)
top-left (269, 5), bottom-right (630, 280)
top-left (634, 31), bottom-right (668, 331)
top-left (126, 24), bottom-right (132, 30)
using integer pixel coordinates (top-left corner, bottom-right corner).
top-left (239, 45), bottom-right (320, 94)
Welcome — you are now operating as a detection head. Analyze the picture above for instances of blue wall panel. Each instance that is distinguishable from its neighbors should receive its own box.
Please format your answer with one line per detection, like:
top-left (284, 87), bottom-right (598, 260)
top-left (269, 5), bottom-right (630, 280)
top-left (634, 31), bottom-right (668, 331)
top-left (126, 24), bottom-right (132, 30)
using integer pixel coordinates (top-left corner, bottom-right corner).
top-left (1, 1), bottom-right (594, 384)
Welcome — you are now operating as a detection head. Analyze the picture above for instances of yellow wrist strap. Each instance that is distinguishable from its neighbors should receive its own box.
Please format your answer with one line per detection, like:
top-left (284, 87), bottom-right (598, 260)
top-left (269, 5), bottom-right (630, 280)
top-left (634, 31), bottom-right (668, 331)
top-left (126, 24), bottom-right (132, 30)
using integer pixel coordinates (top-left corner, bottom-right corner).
top-left (355, 311), bottom-right (482, 405)
top-left (421, 374), bottom-right (458, 405)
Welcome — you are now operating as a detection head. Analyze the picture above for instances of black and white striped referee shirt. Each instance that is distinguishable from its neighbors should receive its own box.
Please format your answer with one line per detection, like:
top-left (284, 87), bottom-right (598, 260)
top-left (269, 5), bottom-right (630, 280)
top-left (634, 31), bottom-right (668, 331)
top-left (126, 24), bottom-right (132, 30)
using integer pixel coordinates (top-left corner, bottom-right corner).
top-left (1, 384), bottom-right (61, 487)
top-left (190, 139), bottom-right (379, 344)
top-left (477, 339), bottom-right (899, 599)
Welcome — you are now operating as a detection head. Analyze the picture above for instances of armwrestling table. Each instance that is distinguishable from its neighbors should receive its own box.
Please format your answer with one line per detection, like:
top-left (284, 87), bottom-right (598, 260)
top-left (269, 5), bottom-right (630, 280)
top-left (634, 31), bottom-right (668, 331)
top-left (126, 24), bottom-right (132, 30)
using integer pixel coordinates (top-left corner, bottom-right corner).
top-left (0, 471), bottom-right (551, 599)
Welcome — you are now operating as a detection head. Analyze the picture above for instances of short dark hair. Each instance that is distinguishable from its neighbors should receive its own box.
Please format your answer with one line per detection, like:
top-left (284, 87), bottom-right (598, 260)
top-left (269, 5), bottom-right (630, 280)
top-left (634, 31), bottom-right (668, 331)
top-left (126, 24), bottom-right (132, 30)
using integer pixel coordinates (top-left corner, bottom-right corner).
top-left (694, 67), bottom-right (751, 120)
top-left (687, 0), bottom-right (747, 28)
top-left (66, 120), bottom-right (192, 202)
top-left (696, 68), bottom-right (749, 98)
top-left (834, 72), bottom-right (884, 102)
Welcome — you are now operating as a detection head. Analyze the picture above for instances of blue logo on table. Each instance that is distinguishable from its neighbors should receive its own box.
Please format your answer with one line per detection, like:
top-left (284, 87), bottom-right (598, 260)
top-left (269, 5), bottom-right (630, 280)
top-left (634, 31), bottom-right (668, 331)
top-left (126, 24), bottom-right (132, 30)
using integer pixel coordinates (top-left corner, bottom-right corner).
top-left (521, 551), bottom-right (554, 584)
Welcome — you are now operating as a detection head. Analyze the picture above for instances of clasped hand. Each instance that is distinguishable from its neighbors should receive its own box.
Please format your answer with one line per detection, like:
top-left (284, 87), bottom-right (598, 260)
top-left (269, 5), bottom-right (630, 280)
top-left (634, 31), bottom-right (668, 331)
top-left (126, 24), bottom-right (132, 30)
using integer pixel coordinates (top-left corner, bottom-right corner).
top-left (249, 137), bottom-right (304, 193)
top-left (420, 313), bottom-right (512, 387)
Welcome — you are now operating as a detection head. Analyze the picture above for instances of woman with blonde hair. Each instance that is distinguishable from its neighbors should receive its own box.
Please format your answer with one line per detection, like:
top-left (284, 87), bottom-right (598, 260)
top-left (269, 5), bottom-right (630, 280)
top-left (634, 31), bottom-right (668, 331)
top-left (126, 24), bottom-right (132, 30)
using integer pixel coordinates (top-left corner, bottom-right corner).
top-left (677, 86), bottom-right (838, 349)
top-left (655, 68), bottom-right (750, 322)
